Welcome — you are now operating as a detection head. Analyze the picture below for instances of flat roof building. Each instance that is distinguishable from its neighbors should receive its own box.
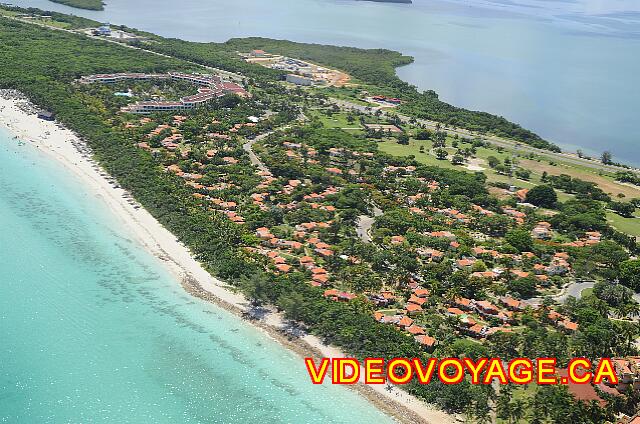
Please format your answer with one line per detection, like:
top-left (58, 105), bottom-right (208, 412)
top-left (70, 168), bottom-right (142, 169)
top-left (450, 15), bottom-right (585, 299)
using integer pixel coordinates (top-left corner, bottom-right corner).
top-left (285, 74), bottom-right (314, 86)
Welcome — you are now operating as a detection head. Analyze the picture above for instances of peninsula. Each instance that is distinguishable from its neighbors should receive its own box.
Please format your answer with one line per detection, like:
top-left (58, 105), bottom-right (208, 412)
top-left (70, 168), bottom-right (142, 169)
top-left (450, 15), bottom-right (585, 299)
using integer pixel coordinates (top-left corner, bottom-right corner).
top-left (2, 5), bottom-right (640, 423)
top-left (48, 0), bottom-right (104, 11)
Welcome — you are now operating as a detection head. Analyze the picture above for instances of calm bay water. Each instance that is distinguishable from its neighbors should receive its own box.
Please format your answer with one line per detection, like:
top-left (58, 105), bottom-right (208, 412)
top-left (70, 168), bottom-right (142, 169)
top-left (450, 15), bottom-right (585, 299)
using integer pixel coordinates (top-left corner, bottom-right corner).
top-left (0, 130), bottom-right (394, 423)
top-left (15, 0), bottom-right (640, 165)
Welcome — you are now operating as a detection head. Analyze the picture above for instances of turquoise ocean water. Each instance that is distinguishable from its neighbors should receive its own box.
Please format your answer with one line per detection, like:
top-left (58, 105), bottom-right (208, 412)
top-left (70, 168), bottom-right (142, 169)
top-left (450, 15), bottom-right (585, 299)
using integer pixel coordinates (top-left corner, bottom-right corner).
top-left (15, 0), bottom-right (640, 165)
top-left (0, 129), bottom-right (394, 423)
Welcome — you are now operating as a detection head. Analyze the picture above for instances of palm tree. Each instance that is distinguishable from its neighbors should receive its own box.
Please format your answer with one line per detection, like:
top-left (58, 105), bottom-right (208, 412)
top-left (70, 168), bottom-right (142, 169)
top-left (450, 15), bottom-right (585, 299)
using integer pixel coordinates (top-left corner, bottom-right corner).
top-left (508, 398), bottom-right (526, 424)
top-left (445, 287), bottom-right (461, 303)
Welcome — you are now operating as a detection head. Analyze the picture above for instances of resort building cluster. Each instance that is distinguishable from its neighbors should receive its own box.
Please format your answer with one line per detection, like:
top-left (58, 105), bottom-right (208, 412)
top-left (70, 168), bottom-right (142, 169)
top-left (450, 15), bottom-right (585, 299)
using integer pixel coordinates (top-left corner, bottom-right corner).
top-left (80, 72), bottom-right (248, 113)
top-left (115, 104), bottom-right (603, 352)
top-left (66, 60), bottom-right (639, 418)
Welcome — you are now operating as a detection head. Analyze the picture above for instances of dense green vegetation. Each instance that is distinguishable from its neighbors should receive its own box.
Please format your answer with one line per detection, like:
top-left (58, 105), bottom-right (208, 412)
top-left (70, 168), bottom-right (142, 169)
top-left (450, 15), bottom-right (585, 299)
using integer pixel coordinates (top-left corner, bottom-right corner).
top-left (48, 0), bottom-right (104, 11)
top-left (128, 36), bottom-right (283, 83)
top-left (1, 9), bottom-right (639, 422)
top-left (0, 16), bottom-right (487, 415)
top-left (2, 6), bottom-right (100, 28)
top-left (225, 38), bottom-right (557, 150)
top-left (616, 171), bottom-right (640, 187)
top-left (228, 37), bottom-right (413, 87)
top-left (6, 4), bottom-right (556, 151)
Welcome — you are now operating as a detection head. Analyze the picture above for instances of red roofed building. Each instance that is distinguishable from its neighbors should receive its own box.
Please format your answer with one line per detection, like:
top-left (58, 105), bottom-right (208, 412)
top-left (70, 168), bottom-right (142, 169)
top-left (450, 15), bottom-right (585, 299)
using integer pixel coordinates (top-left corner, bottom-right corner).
top-left (312, 274), bottom-right (329, 284)
top-left (414, 335), bottom-right (437, 351)
top-left (558, 320), bottom-right (579, 333)
top-left (325, 167), bottom-right (343, 175)
top-left (454, 297), bottom-right (473, 310)
top-left (324, 289), bottom-right (338, 296)
top-left (414, 288), bottom-right (430, 298)
top-left (315, 248), bottom-right (334, 257)
top-left (406, 325), bottom-right (425, 335)
top-left (275, 264), bottom-right (291, 273)
top-left (556, 369), bottom-right (606, 407)
top-left (256, 227), bottom-right (274, 240)
top-left (406, 303), bottom-right (423, 314)
top-left (475, 300), bottom-right (499, 316)
top-left (500, 296), bottom-right (524, 312)
top-left (397, 316), bottom-right (413, 328)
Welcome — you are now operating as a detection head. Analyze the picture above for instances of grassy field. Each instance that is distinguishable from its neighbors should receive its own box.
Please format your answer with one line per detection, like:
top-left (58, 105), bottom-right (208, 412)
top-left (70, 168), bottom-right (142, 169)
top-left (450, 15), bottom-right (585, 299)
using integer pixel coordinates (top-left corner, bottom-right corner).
top-left (582, 287), bottom-right (594, 298)
top-left (309, 110), bottom-right (361, 130)
top-left (377, 138), bottom-right (539, 188)
top-left (376, 135), bottom-right (623, 203)
top-left (314, 86), bottom-right (371, 106)
top-left (520, 157), bottom-right (640, 200)
top-left (312, 84), bottom-right (640, 203)
top-left (0, 9), bottom-right (75, 29)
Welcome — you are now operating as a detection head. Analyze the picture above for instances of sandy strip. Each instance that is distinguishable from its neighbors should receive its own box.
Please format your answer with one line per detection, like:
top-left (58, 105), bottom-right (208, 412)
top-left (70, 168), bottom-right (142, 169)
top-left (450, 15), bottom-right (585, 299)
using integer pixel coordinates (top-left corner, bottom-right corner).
top-left (0, 91), bottom-right (458, 424)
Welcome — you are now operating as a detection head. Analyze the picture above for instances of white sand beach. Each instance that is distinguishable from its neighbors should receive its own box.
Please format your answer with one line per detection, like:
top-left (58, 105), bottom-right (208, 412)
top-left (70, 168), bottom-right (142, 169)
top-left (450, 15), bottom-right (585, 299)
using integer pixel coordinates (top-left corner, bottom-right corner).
top-left (0, 91), bottom-right (458, 424)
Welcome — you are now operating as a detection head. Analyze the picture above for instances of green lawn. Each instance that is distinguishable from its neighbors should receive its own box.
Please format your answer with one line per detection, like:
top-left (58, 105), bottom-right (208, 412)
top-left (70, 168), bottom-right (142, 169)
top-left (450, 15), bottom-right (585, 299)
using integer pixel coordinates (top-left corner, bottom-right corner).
top-left (582, 287), bottom-right (594, 298)
top-left (309, 110), bottom-right (362, 130)
top-left (607, 212), bottom-right (640, 237)
top-left (378, 138), bottom-right (539, 188)
top-left (1, 10), bottom-right (74, 29)
top-left (314, 86), bottom-right (371, 106)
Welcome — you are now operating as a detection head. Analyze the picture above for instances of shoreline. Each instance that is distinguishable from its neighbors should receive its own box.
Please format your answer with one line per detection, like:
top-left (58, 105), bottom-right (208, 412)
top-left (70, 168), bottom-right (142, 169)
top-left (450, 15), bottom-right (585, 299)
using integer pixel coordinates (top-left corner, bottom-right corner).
top-left (0, 90), bottom-right (457, 424)
top-left (5, 5), bottom-right (640, 170)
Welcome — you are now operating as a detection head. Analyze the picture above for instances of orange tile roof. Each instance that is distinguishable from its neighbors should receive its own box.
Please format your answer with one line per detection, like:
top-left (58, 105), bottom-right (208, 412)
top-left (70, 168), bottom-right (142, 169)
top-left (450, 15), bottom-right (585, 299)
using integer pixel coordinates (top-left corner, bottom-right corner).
top-left (556, 369), bottom-right (606, 407)
top-left (398, 316), bottom-right (413, 327)
top-left (414, 335), bottom-right (437, 347)
top-left (406, 304), bottom-right (423, 313)
top-left (312, 274), bottom-right (329, 283)
top-left (414, 288), bottom-right (430, 298)
top-left (406, 325), bottom-right (425, 335)
top-left (275, 264), bottom-right (291, 273)
top-left (408, 295), bottom-right (427, 306)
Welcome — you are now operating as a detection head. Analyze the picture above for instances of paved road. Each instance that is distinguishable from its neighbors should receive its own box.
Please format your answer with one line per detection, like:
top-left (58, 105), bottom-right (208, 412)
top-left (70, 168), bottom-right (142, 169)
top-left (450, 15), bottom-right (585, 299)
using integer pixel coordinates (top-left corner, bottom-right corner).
top-left (242, 132), bottom-right (271, 174)
top-left (329, 98), bottom-right (640, 175)
top-left (355, 205), bottom-right (382, 243)
top-left (522, 280), bottom-right (595, 307)
top-left (242, 114), bottom-right (306, 174)
top-left (552, 280), bottom-right (596, 303)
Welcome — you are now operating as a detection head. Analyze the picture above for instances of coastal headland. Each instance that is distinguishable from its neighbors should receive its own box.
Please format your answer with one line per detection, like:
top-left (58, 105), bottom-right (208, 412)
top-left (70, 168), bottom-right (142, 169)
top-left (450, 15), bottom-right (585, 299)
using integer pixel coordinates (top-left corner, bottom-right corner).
top-left (48, 0), bottom-right (104, 11)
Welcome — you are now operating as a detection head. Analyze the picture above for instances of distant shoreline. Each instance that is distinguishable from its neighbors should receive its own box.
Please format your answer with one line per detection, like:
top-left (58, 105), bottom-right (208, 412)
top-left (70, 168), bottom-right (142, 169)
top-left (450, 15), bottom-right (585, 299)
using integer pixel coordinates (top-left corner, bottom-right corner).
top-left (0, 90), bottom-right (457, 424)
top-left (358, 0), bottom-right (412, 4)
top-left (48, 0), bottom-right (105, 11)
